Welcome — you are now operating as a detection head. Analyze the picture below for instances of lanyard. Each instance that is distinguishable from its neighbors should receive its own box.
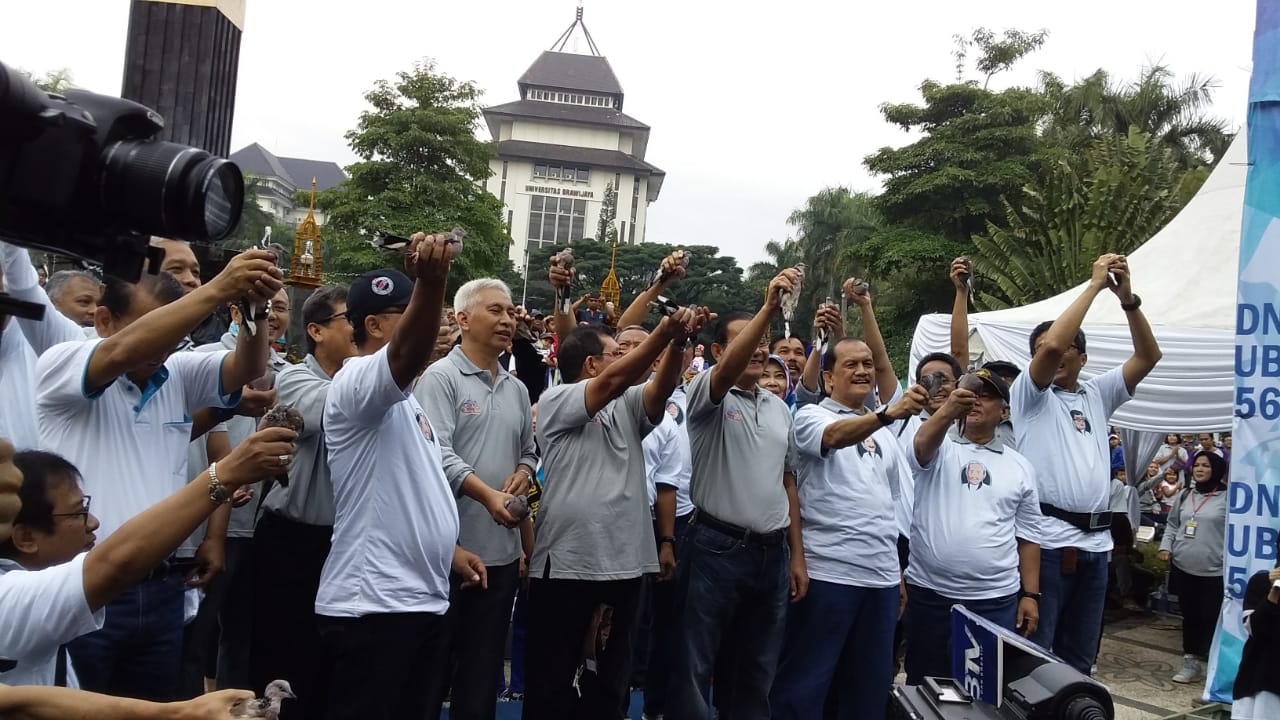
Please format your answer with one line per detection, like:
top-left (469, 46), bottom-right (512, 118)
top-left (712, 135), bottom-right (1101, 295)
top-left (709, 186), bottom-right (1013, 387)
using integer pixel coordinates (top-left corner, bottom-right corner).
top-left (1190, 487), bottom-right (1218, 519)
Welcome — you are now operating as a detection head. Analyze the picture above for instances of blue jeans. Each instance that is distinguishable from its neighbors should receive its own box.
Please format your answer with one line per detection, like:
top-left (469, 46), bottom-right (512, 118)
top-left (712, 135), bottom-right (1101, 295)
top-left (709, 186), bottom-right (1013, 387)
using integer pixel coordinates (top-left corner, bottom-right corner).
top-left (771, 579), bottom-right (899, 720)
top-left (668, 519), bottom-right (790, 720)
top-left (903, 583), bottom-right (1019, 684)
top-left (67, 573), bottom-right (186, 701)
top-left (1032, 548), bottom-right (1110, 674)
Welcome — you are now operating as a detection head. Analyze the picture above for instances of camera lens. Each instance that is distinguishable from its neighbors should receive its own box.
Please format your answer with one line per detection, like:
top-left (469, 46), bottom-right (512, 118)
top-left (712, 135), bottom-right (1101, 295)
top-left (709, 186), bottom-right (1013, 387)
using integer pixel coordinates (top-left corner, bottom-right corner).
top-left (99, 139), bottom-right (244, 242)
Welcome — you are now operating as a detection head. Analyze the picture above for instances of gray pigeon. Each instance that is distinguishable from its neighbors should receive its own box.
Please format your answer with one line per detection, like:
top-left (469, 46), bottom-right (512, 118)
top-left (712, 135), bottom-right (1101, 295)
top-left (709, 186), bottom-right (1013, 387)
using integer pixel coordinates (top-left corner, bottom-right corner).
top-left (260, 405), bottom-right (305, 488)
top-left (230, 679), bottom-right (295, 719)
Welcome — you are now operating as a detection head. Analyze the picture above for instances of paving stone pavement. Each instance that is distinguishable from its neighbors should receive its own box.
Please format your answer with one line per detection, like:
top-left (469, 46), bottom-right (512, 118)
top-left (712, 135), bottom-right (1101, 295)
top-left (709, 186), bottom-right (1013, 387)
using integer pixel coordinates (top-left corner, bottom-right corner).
top-left (1095, 611), bottom-right (1230, 720)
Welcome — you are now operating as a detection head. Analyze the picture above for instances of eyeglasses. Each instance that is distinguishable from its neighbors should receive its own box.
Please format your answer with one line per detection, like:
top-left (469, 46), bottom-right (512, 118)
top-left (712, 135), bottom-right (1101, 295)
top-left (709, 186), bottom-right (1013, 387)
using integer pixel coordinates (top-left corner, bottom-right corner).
top-left (316, 311), bottom-right (348, 325)
top-left (597, 349), bottom-right (626, 359)
top-left (51, 495), bottom-right (92, 526)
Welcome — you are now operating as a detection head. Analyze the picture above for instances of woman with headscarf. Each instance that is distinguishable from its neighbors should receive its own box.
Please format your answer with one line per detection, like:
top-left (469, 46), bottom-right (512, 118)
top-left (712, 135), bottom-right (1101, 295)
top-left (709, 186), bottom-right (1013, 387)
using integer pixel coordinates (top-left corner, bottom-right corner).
top-left (1157, 451), bottom-right (1229, 684)
top-left (759, 354), bottom-right (792, 404)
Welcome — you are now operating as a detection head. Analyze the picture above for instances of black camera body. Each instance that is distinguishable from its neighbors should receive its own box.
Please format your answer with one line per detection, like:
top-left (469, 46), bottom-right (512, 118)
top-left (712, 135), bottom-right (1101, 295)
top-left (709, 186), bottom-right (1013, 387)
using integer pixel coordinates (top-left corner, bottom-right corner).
top-left (0, 60), bottom-right (243, 282)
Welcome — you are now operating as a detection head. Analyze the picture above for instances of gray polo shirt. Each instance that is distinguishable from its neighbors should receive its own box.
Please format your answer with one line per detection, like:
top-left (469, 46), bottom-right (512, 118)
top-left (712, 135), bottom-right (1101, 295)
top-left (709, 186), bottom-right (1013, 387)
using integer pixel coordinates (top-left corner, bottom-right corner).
top-left (687, 370), bottom-right (796, 533)
top-left (415, 346), bottom-right (537, 567)
top-left (263, 354), bottom-right (337, 526)
top-left (532, 381), bottom-right (658, 580)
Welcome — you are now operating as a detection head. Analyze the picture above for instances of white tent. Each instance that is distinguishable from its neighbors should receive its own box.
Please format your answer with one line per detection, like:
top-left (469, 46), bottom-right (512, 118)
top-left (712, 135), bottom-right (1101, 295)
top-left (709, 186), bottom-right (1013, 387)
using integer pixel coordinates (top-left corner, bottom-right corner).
top-left (910, 136), bottom-right (1245, 432)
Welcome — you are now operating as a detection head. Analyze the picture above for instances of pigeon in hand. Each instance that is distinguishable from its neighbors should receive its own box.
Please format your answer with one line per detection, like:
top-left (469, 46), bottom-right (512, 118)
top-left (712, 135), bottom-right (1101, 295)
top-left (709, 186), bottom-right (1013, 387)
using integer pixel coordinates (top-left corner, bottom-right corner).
top-left (230, 679), bottom-right (296, 719)
top-left (259, 405), bottom-right (304, 487)
top-left (504, 493), bottom-right (530, 522)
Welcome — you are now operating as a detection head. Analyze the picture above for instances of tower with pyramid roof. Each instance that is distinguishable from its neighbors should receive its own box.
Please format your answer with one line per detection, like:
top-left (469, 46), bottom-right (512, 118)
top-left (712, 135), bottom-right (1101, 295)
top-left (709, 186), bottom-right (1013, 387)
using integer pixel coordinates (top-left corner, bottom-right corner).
top-left (482, 7), bottom-right (665, 274)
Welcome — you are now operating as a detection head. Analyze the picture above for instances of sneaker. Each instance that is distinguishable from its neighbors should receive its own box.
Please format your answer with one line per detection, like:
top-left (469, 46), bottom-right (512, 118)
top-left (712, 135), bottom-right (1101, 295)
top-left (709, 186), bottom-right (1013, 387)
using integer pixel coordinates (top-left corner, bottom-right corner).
top-left (1172, 655), bottom-right (1204, 684)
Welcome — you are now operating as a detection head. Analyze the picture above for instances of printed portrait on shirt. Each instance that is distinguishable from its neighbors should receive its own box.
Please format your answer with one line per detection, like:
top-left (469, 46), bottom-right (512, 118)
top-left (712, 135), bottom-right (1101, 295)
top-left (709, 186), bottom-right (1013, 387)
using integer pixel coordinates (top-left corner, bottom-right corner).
top-left (415, 412), bottom-right (435, 443)
top-left (856, 436), bottom-right (882, 458)
top-left (961, 461), bottom-right (992, 490)
top-left (667, 401), bottom-right (685, 426)
top-left (1070, 410), bottom-right (1091, 434)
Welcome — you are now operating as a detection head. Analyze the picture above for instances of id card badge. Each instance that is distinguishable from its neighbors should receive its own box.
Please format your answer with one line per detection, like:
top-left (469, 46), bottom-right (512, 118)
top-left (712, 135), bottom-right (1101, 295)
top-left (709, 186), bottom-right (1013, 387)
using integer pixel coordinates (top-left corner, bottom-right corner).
top-left (1185, 520), bottom-right (1198, 538)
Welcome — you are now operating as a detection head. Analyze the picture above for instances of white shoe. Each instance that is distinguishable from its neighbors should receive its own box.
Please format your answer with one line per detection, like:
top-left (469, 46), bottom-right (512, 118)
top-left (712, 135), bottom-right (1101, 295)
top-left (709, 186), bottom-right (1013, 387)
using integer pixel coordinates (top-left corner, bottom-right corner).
top-left (1171, 655), bottom-right (1204, 684)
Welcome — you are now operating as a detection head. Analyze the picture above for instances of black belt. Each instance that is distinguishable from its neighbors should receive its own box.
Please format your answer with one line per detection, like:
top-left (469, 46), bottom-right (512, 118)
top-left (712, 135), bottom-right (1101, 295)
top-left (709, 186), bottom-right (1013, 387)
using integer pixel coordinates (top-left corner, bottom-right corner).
top-left (1040, 503), bottom-right (1114, 533)
top-left (694, 510), bottom-right (787, 547)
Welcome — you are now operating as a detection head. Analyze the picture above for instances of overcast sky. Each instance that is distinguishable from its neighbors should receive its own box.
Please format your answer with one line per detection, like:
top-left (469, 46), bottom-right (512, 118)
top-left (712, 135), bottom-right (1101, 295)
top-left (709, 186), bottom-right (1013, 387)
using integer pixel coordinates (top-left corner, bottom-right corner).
top-left (2, 0), bottom-right (1257, 267)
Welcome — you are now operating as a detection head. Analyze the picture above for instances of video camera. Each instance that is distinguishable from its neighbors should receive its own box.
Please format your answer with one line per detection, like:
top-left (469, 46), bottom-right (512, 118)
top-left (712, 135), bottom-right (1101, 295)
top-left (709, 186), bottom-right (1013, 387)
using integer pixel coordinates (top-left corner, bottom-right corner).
top-left (0, 59), bottom-right (244, 288)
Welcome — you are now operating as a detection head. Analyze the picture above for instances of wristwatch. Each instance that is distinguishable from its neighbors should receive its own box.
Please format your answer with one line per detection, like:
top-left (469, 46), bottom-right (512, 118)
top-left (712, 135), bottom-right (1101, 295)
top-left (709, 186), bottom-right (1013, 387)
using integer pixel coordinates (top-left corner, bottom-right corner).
top-left (658, 536), bottom-right (677, 546)
top-left (1120, 295), bottom-right (1142, 312)
top-left (207, 462), bottom-right (232, 505)
top-left (1021, 590), bottom-right (1042, 603)
top-left (875, 407), bottom-right (893, 427)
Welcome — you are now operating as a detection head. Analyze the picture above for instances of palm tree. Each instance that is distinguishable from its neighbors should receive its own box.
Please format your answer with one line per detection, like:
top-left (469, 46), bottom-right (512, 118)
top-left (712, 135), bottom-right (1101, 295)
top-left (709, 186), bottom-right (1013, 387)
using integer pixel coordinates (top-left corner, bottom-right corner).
top-left (1039, 64), bottom-right (1233, 169)
top-left (969, 128), bottom-right (1184, 309)
top-left (786, 187), bottom-right (881, 300)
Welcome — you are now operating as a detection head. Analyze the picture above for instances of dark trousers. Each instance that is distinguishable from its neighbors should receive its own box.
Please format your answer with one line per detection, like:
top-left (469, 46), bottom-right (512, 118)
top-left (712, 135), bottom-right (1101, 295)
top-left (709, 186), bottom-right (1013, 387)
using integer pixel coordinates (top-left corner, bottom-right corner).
top-left (644, 512), bottom-right (692, 717)
top-left (668, 519), bottom-right (790, 720)
top-left (425, 560), bottom-right (521, 720)
top-left (771, 580), bottom-right (900, 720)
top-left (180, 537), bottom-right (254, 693)
top-left (522, 576), bottom-right (643, 719)
top-left (249, 513), bottom-right (333, 719)
top-left (68, 572), bottom-right (186, 701)
top-left (1031, 548), bottom-right (1110, 675)
top-left (904, 583), bottom-right (1019, 684)
top-left (509, 583), bottom-right (530, 694)
top-left (318, 612), bottom-right (446, 720)
top-left (1171, 564), bottom-right (1224, 657)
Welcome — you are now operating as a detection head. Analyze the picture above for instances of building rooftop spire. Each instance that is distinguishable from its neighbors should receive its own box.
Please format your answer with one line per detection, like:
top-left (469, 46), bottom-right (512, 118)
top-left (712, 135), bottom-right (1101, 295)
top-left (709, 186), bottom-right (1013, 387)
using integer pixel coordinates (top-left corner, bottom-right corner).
top-left (550, 5), bottom-right (600, 56)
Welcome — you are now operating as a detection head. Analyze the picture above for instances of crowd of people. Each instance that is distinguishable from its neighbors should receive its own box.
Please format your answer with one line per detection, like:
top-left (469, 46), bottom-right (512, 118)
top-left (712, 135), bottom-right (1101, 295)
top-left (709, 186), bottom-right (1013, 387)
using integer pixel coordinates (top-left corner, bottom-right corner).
top-left (0, 233), bottom-right (1277, 720)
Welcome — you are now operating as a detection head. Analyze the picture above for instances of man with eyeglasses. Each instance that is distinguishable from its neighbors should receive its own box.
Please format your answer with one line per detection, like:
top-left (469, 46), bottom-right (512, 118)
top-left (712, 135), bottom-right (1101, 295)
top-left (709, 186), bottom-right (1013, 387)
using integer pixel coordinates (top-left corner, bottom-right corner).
top-left (1013, 254), bottom-right (1161, 675)
top-left (248, 284), bottom-right (352, 716)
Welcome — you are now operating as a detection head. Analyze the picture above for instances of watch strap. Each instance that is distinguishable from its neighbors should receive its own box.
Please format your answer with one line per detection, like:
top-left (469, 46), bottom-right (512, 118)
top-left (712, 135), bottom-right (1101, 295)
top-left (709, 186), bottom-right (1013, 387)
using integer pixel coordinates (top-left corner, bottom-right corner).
top-left (1120, 294), bottom-right (1142, 312)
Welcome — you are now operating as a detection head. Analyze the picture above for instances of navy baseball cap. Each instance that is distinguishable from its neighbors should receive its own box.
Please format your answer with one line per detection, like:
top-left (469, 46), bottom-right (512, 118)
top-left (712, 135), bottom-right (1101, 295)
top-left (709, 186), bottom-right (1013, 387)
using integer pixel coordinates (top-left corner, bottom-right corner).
top-left (346, 268), bottom-right (413, 325)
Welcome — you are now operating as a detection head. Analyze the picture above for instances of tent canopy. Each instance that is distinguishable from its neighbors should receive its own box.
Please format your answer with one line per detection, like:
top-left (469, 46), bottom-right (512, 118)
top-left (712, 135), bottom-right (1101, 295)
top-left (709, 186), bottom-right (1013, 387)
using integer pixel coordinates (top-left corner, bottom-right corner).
top-left (910, 136), bottom-right (1245, 433)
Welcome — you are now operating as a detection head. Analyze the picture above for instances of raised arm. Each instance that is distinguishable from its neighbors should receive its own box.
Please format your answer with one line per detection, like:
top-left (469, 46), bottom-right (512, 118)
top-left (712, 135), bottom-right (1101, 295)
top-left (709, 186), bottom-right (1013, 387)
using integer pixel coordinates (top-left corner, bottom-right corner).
top-left (386, 232), bottom-right (455, 390)
top-left (822, 385), bottom-right (927, 452)
top-left (913, 388), bottom-right (975, 467)
top-left (0, 242), bottom-right (89, 352)
top-left (547, 260), bottom-right (577, 339)
top-left (0, 685), bottom-right (255, 720)
top-left (617, 251), bottom-right (688, 329)
top-left (709, 270), bottom-right (798, 402)
top-left (844, 279), bottom-right (897, 405)
top-left (801, 302), bottom-right (843, 394)
top-left (643, 308), bottom-right (712, 422)
top-left (83, 426), bottom-right (296, 610)
top-left (586, 309), bottom-right (695, 418)
top-left (949, 257), bottom-right (971, 370)
top-left (1027, 255), bottom-right (1115, 391)
top-left (1108, 257), bottom-right (1162, 394)
top-left (220, 305), bottom-right (274, 393)
top-left (85, 250), bottom-right (281, 393)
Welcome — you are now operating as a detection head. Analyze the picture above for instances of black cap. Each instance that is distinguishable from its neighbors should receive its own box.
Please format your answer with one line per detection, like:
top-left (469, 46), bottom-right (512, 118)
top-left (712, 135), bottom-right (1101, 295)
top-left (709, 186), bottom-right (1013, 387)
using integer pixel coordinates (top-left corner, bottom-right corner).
top-left (982, 360), bottom-right (1021, 381)
top-left (970, 368), bottom-right (1011, 403)
top-left (346, 268), bottom-right (414, 324)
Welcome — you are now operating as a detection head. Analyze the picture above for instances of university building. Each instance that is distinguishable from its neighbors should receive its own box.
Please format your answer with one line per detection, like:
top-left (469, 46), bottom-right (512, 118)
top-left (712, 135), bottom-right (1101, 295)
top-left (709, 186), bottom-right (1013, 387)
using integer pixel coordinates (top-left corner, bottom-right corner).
top-left (229, 143), bottom-right (347, 226)
top-left (483, 9), bottom-right (665, 271)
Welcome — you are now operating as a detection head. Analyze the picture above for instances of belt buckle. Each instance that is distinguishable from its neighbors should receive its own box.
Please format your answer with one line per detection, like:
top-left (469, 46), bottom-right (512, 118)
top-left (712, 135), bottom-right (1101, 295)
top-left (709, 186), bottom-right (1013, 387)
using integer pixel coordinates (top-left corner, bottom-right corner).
top-left (1088, 512), bottom-right (1109, 531)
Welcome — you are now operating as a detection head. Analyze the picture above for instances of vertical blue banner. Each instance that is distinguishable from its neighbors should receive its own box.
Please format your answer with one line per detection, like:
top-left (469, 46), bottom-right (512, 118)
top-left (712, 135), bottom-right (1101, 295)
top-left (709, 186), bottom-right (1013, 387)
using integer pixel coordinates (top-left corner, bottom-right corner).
top-left (1210, 0), bottom-right (1280, 702)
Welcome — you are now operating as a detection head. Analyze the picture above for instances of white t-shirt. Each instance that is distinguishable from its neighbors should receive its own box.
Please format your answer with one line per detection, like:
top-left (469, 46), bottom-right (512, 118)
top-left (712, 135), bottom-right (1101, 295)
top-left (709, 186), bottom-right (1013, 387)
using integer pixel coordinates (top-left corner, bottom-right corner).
top-left (0, 324), bottom-right (39, 450)
top-left (793, 398), bottom-right (909, 589)
top-left (317, 345), bottom-right (459, 617)
top-left (906, 436), bottom-right (1043, 600)
top-left (643, 413), bottom-right (680, 509)
top-left (1155, 443), bottom-right (1189, 475)
top-left (663, 387), bottom-right (695, 518)
top-left (1010, 366), bottom-right (1131, 552)
top-left (0, 554), bottom-right (104, 688)
top-left (35, 338), bottom-right (237, 542)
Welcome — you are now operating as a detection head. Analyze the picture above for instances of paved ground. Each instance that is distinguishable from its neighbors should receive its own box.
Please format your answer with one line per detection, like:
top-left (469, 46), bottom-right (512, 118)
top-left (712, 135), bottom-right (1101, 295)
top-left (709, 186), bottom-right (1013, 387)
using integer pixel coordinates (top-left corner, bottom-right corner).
top-left (1095, 611), bottom-right (1230, 720)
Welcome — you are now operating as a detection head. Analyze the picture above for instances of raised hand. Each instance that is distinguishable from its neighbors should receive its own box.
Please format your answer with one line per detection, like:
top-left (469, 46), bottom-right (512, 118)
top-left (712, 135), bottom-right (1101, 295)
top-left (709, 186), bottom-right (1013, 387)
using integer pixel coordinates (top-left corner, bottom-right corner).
top-left (766, 268), bottom-right (802, 310)
top-left (938, 387), bottom-right (978, 422)
top-left (654, 250), bottom-right (690, 288)
top-left (213, 249), bottom-right (285, 303)
top-left (950, 257), bottom-right (971, 292)
top-left (405, 231), bottom-right (459, 283)
top-left (548, 257), bottom-right (574, 290)
top-left (1089, 253), bottom-right (1122, 290)
top-left (889, 384), bottom-right (929, 420)
top-left (842, 277), bottom-right (871, 308)
top-left (1107, 255), bottom-right (1134, 301)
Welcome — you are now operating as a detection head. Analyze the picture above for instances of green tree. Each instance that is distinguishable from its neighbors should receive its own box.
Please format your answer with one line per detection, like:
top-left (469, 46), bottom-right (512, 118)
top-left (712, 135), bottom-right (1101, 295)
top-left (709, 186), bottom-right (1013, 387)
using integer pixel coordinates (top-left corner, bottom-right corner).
top-left (787, 187), bottom-right (880, 302)
top-left (1039, 64), bottom-right (1233, 170)
top-left (18, 67), bottom-right (75, 93)
top-left (310, 59), bottom-right (513, 295)
top-left (969, 129), bottom-right (1185, 309)
top-left (595, 182), bottom-right (619, 244)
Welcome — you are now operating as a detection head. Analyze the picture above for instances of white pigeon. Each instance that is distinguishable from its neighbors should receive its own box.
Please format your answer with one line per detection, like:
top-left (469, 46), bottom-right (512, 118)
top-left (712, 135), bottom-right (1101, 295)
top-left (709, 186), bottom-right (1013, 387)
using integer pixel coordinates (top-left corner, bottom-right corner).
top-left (230, 679), bottom-right (296, 720)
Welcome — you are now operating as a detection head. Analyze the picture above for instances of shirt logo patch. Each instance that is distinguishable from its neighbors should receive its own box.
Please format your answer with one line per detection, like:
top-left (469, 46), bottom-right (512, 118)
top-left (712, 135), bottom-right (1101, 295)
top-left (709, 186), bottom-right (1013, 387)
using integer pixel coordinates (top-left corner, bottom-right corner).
top-left (856, 437), bottom-right (882, 458)
top-left (460, 400), bottom-right (481, 415)
top-left (371, 276), bottom-right (395, 296)
top-left (725, 408), bottom-right (743, 422)
top-left (1069, 409), bottom-right (1092, 434)
top-left (416, 412), bottom-right (435, 443)
top-left (961, 461), bottom-right (992, 490)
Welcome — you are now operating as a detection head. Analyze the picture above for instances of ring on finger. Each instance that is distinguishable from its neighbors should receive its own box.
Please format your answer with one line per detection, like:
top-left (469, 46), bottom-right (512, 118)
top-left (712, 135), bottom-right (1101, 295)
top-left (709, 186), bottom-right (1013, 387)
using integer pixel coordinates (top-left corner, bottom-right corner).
top-left (278, 454), bottom-right (289, 466)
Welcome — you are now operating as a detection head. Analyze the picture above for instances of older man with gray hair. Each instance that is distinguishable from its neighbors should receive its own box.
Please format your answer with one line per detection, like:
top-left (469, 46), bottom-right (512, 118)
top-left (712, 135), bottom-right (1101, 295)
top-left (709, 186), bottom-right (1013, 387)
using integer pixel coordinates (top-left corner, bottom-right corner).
top-left (415, 277), bottom-right (536, 720)
top-left (44, 270), bottom-right (100, 328)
